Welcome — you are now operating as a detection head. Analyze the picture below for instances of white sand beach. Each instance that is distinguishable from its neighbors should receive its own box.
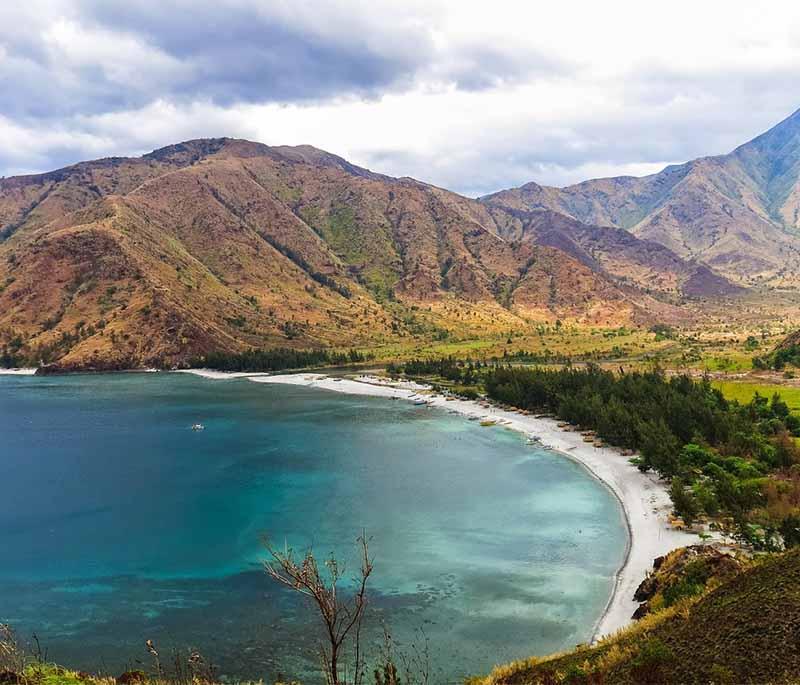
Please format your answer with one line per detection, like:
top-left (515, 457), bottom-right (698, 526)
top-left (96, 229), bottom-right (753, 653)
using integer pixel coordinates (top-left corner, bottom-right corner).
top-left (180, 369), bottom-right (702, 641)
top-left (0, 368), bottom-right (37, 375)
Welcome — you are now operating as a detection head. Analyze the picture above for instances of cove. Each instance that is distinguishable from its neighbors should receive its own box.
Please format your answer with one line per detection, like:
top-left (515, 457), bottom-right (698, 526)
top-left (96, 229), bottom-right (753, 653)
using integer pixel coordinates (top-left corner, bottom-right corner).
top-left (0, 373), bottom-right (627, 683)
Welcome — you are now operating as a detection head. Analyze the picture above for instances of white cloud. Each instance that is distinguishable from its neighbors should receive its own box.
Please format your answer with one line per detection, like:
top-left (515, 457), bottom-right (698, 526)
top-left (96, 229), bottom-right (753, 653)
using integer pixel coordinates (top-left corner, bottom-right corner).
top-left (42, 18), bottom-right (189, 88)
top-left (1, 0), bottom-right (800, 193)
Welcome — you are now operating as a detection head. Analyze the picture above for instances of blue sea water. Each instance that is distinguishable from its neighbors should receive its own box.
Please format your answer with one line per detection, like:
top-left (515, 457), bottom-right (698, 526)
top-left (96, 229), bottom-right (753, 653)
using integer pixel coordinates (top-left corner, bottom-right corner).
top-left (0, 373), bottom-right (626, 683)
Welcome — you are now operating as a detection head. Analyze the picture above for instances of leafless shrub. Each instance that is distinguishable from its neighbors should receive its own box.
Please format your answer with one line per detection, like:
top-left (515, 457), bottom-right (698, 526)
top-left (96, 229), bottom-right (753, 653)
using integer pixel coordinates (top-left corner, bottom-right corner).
top-left (373, 626), bottom-right (432, 685)
top-left (263, 533), bottom-right (374, 685)
top-left (0, 624), bottom-right (24, 675)
top-left (143, 639), bottom-right (215, 685)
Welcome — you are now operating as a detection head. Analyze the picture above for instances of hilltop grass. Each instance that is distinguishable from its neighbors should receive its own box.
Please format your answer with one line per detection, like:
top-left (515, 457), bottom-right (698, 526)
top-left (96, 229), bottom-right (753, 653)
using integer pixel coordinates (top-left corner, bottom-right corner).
top-left (364, 325), bottom-right (674, 365)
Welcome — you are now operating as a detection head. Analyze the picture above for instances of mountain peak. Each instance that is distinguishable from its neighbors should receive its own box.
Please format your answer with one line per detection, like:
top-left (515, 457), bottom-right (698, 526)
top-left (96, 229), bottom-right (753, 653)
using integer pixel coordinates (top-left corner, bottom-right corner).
top-left (481, 106), bottom-right (800, 284)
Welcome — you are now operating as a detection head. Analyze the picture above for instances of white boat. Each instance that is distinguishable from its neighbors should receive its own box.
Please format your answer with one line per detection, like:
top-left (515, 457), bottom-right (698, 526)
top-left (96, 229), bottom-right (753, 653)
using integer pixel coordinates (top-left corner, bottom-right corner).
top-left (192, 423), bottom-right (205, 431)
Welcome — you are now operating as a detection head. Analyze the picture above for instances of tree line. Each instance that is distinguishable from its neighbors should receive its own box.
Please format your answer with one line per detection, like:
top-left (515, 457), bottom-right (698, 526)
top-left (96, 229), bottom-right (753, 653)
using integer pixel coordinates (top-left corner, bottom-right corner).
top-left (191, 347), bottom-right (371, 372)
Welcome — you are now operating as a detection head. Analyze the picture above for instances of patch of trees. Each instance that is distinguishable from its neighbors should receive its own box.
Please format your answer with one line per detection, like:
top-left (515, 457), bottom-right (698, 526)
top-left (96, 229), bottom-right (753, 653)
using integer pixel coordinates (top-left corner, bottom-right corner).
top-left (484, 365), bottom-right (800, 549)
top-left (392, 356), bottom-right (485, 384)
top-left (650, 323), bottom-right (676, 341)
top-left (0, 347), bottom-right (24, 368)
top-left (753, 344), bottom-right (800, 370)
top-left (192, 347), bottom-right (370, 372)
top-left (261, 234), bottom-right (352, 298)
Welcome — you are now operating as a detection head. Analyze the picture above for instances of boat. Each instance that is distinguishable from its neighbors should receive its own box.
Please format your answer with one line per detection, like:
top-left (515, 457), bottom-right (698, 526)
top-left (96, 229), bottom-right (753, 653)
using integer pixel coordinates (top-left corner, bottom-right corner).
top-left (414, 399), bottom-right (428, 406)
top-left (191, 423), bottom-right (205, 431)
top-left (480, 419), bottom-right (496, 427)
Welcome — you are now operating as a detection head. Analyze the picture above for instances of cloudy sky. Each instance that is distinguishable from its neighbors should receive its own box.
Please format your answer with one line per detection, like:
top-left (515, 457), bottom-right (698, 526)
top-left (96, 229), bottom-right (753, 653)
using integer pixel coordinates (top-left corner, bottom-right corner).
top-left (2, 0), bottom-right (800, 196)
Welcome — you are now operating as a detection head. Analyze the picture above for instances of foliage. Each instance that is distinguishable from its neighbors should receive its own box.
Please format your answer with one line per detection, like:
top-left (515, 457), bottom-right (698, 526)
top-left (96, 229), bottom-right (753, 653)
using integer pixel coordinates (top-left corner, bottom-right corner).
top-left (191, 348), bottom-right (370, 372)
top-left (781, 514), bottom-right (800, 548)
top-left (754, 343), bottom-right (800, 370)
top-left (629, 639), bottom-right (674, 684)
top-left (394, 357), bottom-right (482, 385)
top-left (649, 323), bottom-right (675, 341)
top-left (260, 234), bottom-right (352, 299)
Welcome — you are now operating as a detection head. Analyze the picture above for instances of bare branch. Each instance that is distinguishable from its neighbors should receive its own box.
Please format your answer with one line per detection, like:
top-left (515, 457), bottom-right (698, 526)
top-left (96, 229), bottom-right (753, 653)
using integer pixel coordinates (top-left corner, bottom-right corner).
top-left (263, 532), bottom-right (374, 685)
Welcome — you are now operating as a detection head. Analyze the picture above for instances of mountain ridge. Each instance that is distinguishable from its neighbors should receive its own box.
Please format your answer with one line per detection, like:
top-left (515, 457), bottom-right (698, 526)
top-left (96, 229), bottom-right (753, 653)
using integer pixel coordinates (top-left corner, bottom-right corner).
top-left (482, 107), bottom-right (800, 287)
top-left (0, 137), bottom-right (742, 370)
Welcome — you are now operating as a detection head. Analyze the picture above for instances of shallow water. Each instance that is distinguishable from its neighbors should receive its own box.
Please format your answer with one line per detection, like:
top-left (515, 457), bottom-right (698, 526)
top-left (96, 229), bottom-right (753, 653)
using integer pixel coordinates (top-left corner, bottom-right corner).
top-left (0, 373), bottom-right (626, 683)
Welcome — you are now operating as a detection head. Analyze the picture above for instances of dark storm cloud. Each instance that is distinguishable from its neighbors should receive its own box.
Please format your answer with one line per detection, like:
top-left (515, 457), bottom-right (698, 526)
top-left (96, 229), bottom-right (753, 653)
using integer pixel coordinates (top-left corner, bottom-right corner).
top-left (76, 1), bottom-right (428, 105)
top-left (0, 1), bottom-right (562, 122)
top-left (0, 5), bottom-right (426, 119)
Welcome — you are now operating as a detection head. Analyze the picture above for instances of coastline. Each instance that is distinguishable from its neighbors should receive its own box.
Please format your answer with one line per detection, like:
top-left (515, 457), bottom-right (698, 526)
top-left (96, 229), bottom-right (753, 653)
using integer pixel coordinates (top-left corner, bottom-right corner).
top-left (181, 369), bottom-right (701, 641)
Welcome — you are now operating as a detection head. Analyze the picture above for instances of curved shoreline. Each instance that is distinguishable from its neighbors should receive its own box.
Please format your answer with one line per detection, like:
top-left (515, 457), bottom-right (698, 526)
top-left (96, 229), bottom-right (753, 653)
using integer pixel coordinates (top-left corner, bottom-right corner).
top-left (181, 369), bottom-right (701, 640)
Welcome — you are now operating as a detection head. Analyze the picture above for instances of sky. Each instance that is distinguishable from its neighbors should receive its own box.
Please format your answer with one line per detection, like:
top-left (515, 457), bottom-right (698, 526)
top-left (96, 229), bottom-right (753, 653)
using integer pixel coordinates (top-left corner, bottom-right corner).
top-left (1, 0), bottom-right (800, 196)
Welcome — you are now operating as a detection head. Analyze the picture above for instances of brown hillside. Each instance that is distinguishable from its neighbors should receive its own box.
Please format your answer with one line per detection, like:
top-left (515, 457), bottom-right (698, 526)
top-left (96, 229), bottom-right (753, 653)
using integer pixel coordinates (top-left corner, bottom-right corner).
top-left (482, 108), bottom-right (800, 287)
top-left (0, 139), bottom-right (738, 369)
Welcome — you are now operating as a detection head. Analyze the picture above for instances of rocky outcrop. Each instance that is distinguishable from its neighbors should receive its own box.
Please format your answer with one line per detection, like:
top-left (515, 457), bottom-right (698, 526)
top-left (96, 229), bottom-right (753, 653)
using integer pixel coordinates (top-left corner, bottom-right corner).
top-left (632, 545), bottom-right (743, 619)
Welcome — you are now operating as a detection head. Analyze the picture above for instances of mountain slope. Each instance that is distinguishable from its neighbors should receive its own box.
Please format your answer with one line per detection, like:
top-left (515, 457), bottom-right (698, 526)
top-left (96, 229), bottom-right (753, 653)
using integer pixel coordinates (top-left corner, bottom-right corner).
top-left (483, 108), bottom-right (800, 286)
top-left (0, 139), bottom-right (737, 369)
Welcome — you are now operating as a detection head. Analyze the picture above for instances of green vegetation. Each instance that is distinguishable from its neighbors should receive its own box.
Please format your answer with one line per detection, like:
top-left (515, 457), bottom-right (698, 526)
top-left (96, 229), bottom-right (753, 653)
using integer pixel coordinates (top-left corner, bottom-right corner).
top-left (471, 548), bottom-right (800, 685)
top-left (390, 356), bottom-right (484, 385)
top-left (317, 204), bottom-right (400, 301)
top-left (649, 323), bottom-right (675, 341)
top-left (190, 347), bottom-right (371, 372)
top-left (260, 234), bottom-right (352, 299)
top-left (484, 365), bottom-right (800, 548)
top-left (754, 343), bottom-right (800, 370)
top-left (0, 623), bottom-right (231, 685)
top-left (713, 380), bottom-right (800, 414)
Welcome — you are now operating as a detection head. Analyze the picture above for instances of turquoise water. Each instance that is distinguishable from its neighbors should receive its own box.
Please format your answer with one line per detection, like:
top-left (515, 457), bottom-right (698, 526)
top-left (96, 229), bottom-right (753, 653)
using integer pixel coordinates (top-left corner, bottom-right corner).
top-left (0, 373), bottom-right (626, 683)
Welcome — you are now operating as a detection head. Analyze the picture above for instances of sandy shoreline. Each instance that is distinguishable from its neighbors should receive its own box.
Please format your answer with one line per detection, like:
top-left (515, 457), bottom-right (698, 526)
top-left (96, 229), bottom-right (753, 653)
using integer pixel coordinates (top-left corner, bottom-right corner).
top-left (181, 369), bottom-right (701, 641)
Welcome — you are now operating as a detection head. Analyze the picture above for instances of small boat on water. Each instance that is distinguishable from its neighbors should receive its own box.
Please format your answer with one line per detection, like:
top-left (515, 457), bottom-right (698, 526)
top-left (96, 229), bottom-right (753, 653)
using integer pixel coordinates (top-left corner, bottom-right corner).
top-left (414, 399), bottom-right (428, 406)
top-left (480, 419), bottom-right (496, 427)
top-left (192, 423), bottom-right (205, 431)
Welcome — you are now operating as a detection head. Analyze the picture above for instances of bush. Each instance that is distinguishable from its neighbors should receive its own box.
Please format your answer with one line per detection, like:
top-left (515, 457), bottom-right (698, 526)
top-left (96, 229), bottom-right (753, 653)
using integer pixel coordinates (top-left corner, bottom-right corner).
top-left (630, 638), bottom-right (674, 684)
top-left (781, 514), bottom-right (800, 548)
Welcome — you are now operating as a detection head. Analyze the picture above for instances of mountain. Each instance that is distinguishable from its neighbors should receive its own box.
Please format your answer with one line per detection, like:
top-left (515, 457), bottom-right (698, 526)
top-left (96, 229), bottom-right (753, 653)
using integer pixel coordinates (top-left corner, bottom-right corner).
top-left (0, 139), bottom-right (737, 370)
top-left (482, 108), bottom-right (800, 287)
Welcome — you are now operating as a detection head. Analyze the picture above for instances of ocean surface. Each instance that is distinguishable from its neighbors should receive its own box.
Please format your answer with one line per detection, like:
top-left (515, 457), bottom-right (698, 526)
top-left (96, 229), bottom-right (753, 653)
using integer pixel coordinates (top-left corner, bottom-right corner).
top-left (0, 373), bottom-right (627, 683)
